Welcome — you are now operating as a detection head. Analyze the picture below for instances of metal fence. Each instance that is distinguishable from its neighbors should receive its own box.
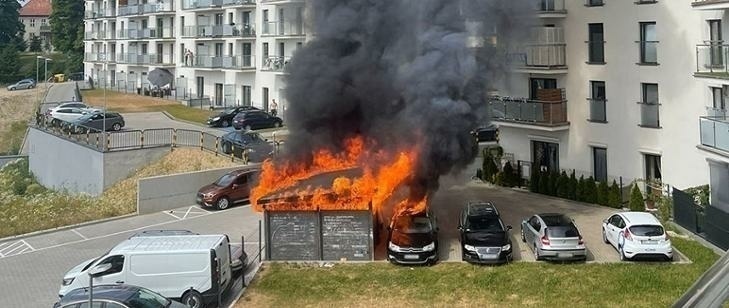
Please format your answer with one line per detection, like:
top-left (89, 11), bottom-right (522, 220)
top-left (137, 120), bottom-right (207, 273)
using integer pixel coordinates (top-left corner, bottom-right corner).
top-left (32, 116), bottom-right (283, 163)
top-left (673, 188), bottom-right (704, 234)
top-left (242, 220), bottom-right (265, 281)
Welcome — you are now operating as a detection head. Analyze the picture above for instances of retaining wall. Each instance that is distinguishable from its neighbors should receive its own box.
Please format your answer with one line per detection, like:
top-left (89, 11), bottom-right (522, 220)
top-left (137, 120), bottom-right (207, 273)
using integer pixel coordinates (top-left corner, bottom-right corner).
top-left (137, 165), bottom-right (258, 214)
top-left (0, 155), bottom-right (27, 169)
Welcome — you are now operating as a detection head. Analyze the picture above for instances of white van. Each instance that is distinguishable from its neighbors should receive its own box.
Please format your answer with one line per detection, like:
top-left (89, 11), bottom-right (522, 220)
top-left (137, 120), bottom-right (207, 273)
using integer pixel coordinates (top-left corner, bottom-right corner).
top-left (59, 234), bottom-right (233, 308)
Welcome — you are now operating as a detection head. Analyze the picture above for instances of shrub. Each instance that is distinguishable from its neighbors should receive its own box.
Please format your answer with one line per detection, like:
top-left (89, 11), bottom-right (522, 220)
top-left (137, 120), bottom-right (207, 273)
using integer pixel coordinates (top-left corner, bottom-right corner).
top-left (597, 180), bottom-right (609, 206)
top-left (482, 150), bottom-right (499, 184)
top-left (629, 184), bottom-right (645, 211)
top-left (656, 195), bottom-right (673, 222)
top-left (549, 171), bottom-right (559, 196)
top-left (501, 161), bottom-right (518, 187)
top-left (568, 170), bottom-right (577, 200)
top-left (24, 183), bottom-right (45, 195)
top-left (576, 175), bottom-right (585, 202)
top-left (608, 180), bottom-right (622, 209)
top-left (556, 171), bottom-right (569, 198)
top-left (584, 177), bottom-right (597, 204)
top-left (475, 168), bottom-right (483, 182)
top-left (530, 168), bottom-right (540, 193)
top-left (538, 171), bottom-right (550, 195)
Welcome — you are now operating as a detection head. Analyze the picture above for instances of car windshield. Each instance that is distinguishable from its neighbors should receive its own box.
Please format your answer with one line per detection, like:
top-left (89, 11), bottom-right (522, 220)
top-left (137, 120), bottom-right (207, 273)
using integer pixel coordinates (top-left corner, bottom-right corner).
top-left (466, 216), bottom-right (502, 232)
top-left (393, 216), bottom-right (432, 234)
top-left (215, 174), bottom-right (236, 186)
top-left (127, 288), bottom-right (170, 308)
top-left (224, 109), bottom-right (236, 115)
top-left (629, 225), bottom-right (664, 236)
top-left (547, 226), bottom-right (580, 238)
top-left (77, 114), bottom-right (95, 121)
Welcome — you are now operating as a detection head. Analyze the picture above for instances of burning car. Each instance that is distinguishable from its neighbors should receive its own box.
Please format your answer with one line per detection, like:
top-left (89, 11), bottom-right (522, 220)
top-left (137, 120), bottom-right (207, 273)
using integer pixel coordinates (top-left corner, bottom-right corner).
top-left (387, 208), bottom-right (439, 266)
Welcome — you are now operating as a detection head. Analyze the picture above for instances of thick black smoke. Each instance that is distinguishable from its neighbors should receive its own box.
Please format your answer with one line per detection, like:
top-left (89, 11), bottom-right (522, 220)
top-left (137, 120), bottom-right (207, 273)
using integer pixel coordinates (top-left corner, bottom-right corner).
top-left (282, 0), bottom-right (532, 198)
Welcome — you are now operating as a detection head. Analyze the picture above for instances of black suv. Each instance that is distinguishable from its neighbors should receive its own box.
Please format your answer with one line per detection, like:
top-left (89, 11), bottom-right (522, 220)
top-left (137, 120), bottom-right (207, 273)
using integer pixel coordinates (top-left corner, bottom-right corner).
top-left (459, 202), bottom-right (513, 264)
top-left (387, 208), bottom-right (439, 266)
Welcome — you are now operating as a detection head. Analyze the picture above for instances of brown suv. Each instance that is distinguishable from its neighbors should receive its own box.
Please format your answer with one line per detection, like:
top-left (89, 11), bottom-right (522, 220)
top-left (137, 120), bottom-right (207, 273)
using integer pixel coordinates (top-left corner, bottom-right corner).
top-left (196, 169), bottom-right (260, 210)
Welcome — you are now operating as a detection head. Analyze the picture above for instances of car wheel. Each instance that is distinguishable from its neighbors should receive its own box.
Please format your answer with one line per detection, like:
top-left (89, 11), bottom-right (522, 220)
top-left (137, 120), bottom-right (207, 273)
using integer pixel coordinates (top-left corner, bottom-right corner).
top-left (112, 123), bottom-right (121, 131)
top-left (244, 125), bottom-right (252, 131)
top-left (221, 120), bottom-right (230, 128)
top-left (602, 228), bottom-right (609, 244)
top-left (216, 197), bottom-right (230, 210)
top-left (520, 228), bottom-right (526, 243)
top-left (275, 121), bottom-right (282, 128)
top-left (533, 244), bottom-right (541, 261)
top-left (9, 87), bottom-right (14, 91)
top-left (181, 290), bottom-right (204, 308)
top-left (222, 142), bottom-right (232, 154)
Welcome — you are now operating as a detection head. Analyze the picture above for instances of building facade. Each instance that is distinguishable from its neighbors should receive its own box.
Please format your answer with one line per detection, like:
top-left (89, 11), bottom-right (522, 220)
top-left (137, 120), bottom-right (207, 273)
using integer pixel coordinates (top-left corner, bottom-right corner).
top-left (20, 0), bottom-right (52, 52)
top-left (492, 0), bottom-right (729, 204)
top-left (83, 0), bottom-right (304, 114)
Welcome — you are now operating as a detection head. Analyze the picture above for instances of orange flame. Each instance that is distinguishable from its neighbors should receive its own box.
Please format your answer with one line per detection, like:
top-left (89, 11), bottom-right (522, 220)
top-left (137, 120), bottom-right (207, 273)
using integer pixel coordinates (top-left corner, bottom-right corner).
top-left (251, 136), bottom-right (427, 217)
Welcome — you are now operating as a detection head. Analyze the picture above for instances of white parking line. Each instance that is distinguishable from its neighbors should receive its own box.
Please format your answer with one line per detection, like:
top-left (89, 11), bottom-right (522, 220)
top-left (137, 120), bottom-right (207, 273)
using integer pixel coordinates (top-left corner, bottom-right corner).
top-left (0, 241), bottom-right (23, 256)
top-left (0, 240), bottom-right (34, 258)
top-left (163, 211), bottom-right (183, 220)
top-left (71, 229), bottom-right (88, 240)
top-left (0, 205), bottom-right (251, 260)
top-left (182, 206), bottom-right (193, 220)
top-left (0, 241), bottom-right (13, 251)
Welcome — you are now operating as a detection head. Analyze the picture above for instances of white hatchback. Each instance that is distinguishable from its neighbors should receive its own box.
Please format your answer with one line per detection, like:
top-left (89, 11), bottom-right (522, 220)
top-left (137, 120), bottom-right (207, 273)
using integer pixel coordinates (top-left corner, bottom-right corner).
top-left (602, 211), bottom-right (672, 261)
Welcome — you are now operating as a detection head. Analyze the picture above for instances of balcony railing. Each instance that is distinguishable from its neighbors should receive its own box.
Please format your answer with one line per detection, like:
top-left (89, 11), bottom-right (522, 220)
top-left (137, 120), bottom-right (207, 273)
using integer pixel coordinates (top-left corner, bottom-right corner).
top-left (692, 0), bottom-right (729, 9)
top-left (39, 25), bottom-right (51, 32)
top-left (190, 55), bottom-right (225, 68)
top-left (182, 24), bottom-right (255, 38)
top-left (489, 94), bottom-right (568, 127)
top-left (221, 55), bottom-right (255, 69)
top-left (147, 54), bottom-right (175, 65)
top-left (695, 43), bottom-right (729, 79)
top-left (511, 27), bottom-right (566, 69)
top-left (182, 0), bottom-right (224, 10)
top-left (261, 21), bottom-right (305, 36)
top-left (118, 1), bottom-right (173, 16)
top-left (222, 0), bottom-right (256, 6)
top-left (536, 0), bottom-right (566, 14)
top-left (84, 31), bottom-right (107, 40)
top-left (85, 53), bottom-right (117, 62)
top-left (261, 56), bottom-right (291, 72)
top-left (700, 116), bottom-right (729, 154)
top-left (589, 99), bottom-right (607, 122)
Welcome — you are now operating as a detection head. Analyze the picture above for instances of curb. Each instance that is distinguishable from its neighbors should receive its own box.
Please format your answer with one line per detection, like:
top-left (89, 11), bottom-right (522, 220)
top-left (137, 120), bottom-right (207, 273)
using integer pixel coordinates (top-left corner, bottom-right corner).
top-left (0, 213), bottom-right (136, 243)
top-left (160, 110), bottom-right (212, 129)
top-left (669, 221), bottom-right (725, 256)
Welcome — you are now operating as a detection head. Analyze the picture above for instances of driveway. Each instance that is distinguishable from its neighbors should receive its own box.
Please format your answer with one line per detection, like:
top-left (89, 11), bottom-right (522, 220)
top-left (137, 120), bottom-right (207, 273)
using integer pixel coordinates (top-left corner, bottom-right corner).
top-left (0, 205), bottom-right (263, 308)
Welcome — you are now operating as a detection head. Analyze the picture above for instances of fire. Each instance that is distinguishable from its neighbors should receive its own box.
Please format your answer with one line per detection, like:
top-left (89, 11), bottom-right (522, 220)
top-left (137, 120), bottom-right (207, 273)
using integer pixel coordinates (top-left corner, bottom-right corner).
top-left (251, 135), bottom-right (428, 216)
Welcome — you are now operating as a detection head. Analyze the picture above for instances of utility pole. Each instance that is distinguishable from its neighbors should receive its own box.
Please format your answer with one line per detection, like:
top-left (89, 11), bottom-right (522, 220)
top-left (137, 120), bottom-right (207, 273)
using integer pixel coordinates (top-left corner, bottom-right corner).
top-left (44, 58), bottom-right (52, 90)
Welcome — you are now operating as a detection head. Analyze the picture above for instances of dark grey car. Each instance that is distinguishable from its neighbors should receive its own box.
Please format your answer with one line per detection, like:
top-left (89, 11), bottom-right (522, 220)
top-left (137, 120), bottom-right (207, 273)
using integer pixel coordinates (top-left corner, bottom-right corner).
top-left (54, 284), bottom-right (187, 308)
top-left (71, 112), bottom-right (125, 132)
top-left (521, 213), bottom-right (587, 261)
top-left (220, 131), bottom-right (274, 162)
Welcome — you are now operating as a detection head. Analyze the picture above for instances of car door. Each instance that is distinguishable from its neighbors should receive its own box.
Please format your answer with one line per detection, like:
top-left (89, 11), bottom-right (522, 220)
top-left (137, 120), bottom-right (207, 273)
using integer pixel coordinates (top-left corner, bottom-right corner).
top-left (89, 255), bottom-right (127, 286)
top-left (259, 113), bottom-right (273, 128)
top-left (606, 215), bottom-right (622, 247)
top-left (527, 216), bottom-right (542, 247)
top-left (230, 173), bottom-right (250, 202)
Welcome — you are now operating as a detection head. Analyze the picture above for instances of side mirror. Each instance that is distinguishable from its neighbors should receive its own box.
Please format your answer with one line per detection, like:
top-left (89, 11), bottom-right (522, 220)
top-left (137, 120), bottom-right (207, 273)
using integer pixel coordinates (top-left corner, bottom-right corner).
top-left (506, 225), bottom-right (513, 230)
top-left (602, 219), bottom-right (608, 224)
top-left (232, 184), bottom-right (239, 189)
top-left (88, 263), bottom-right (112, 278)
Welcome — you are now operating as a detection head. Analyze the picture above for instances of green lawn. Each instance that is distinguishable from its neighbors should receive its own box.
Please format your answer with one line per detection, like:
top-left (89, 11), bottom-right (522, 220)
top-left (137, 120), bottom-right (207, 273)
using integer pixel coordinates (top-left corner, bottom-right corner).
top-left (240, 238), bottom-right (719, 308)
top-left (0, 121), bottom-right (27, 155)
top-left (82, 89), bottom-right (214, 124)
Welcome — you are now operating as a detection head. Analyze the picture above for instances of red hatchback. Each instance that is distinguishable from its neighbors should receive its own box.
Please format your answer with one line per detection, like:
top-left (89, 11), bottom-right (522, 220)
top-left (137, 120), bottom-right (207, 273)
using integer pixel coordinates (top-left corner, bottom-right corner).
top-left (196, 169), bottom-right (260, 210)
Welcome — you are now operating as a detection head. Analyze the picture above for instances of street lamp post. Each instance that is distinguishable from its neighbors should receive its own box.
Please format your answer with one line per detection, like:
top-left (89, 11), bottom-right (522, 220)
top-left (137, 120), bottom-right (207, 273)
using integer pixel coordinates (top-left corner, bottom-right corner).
top-left (44, 58), bottom-right (52, 90)
top-left (35, 56), bottom-right (44, 104)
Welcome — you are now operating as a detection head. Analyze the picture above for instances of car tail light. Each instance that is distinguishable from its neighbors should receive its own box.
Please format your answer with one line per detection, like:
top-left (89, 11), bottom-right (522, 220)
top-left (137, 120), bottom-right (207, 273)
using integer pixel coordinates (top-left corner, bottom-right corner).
top-left (540, 235), bottom-right (550, 246)
top-left (623, 228), bottom-right (632, 241)
top-left (578, 235), bottom-right (584, 245)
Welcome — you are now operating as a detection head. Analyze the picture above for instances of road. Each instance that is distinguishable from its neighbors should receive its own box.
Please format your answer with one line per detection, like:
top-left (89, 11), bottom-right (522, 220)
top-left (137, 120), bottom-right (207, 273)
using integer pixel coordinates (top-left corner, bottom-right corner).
top-left (0, 205), bottom-right (263, 308)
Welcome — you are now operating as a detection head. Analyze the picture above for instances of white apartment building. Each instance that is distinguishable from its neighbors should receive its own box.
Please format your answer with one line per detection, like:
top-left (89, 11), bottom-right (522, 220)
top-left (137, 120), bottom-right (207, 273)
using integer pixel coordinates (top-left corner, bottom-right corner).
top-left (83, 0), bottom-right (305, 114)
top-left (492, 0), bottom-right (728, 207)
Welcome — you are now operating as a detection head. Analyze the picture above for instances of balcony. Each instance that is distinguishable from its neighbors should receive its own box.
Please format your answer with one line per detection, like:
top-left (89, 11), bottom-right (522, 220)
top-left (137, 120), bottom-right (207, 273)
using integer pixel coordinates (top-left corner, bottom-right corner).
top-left (489, 89), bottom-right (569, 131)
top-left (84, 53), bottom-right (116, 63)
top-left (511, 27), bottom-right (567, 74)
top-left (222, 0), bottom-right (256, 7)
top-left (695, 43), bottom-right (729, 80)
top-left (190, 55), bottom-right (225, 68)
top-left (260, 56), bottom-right (291, 72)
top-left (221, 55), bottom-right (256, 70)
top-left (147, 54), bottom-right (175, 66)
top-left (182, 0), bottom-right (224, 10)
top-left (536, 0), bottom-right (566, 18)
top-left (84, 31), bottom-right (106, 40)
top-left (692, 0), bottom-right (729, 10)
top-left (39, 25), bottom-right (51, 33)
top-left (260, 0), bottom-right (304, 4)
top-left (261, 21), bottom-right (305, 37)
top-left (182, 24), bottom-right (255, 38)
top-left (118, 1), bottom-right (173, 16)
top-left (700, 116), bottom-right (729, 156)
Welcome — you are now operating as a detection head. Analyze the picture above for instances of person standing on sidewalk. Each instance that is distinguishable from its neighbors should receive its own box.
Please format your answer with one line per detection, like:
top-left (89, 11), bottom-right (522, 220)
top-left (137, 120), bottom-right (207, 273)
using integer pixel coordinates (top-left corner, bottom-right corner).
top-left (270, 99), bottom-right (278, 117)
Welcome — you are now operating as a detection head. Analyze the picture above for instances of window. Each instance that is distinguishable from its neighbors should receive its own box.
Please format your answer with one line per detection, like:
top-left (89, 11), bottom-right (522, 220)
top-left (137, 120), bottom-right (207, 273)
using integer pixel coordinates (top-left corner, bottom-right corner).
top-left (639, 22), bottom-right (658, 64)
top-left (242, 85), bottom-right (251, 106)
top-left (97, 255), bottom-right (125, 275)
top-left (262, 42), bottom-right (269, 59)
top-left (709, 20), bottom-right (723, 67)
top-left (588, 23), bottom-right (605, 63)
top-left (712, 87), bottom-right (726, 116)
top-left (30, 19), bottom-right (36, 27)
top-left (644, 154), bottom-right (662, 182)
top-left (640, 83), bottom-right (660, 128)
top-left (593, 147), bottom-right (608, 183)
top-left (586, 0), bottom-right (604, 6)
top-left (589, 81), bottom-right (606, 122)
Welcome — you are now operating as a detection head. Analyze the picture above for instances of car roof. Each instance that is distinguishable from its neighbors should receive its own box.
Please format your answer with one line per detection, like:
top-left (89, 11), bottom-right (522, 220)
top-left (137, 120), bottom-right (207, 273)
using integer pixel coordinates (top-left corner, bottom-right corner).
top-left (466, 202), bottom-right (499, 216)
top-left (59, 284), bottom-right (145, 304)
top-left (109, 235), bottom-right (225, 254)
top-left (619, 212), bottom-right (661, 225)
top-left (228, 168), bottom-right (260, 176)
top-left (538, 213), bottom-right (574, 227)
